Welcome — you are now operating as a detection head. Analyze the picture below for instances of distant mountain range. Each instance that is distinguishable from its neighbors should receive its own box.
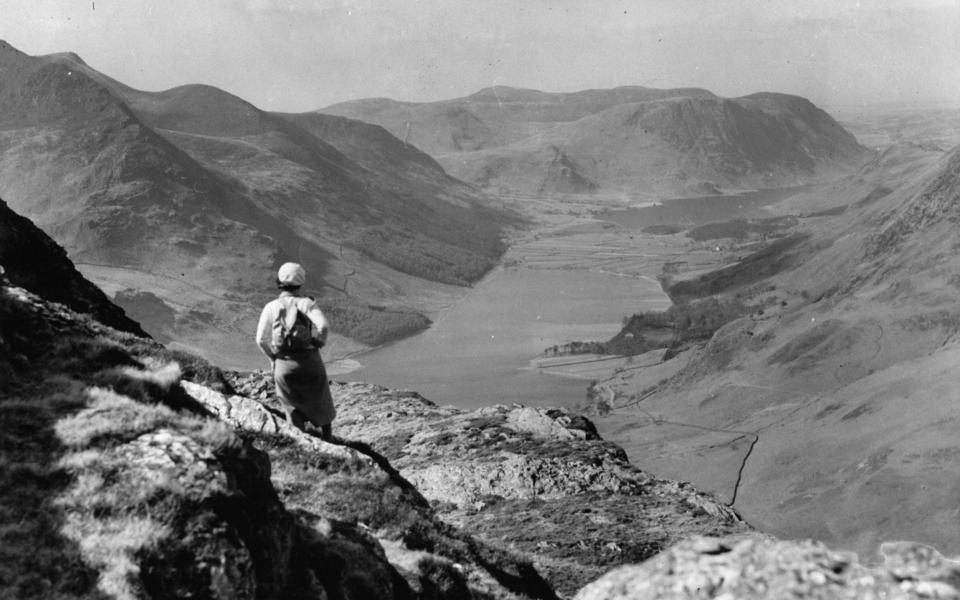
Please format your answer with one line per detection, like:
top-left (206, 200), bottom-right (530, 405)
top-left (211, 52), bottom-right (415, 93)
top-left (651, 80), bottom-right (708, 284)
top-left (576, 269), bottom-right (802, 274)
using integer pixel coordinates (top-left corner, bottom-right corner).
top-left (0, 40), bottom-right (517, 366)
top-left (323, 86), bottom-right (872, 197)
top-left (0, 39), bottom-right (873, 366)
top-left (5, 38), bottom-right (960, 581)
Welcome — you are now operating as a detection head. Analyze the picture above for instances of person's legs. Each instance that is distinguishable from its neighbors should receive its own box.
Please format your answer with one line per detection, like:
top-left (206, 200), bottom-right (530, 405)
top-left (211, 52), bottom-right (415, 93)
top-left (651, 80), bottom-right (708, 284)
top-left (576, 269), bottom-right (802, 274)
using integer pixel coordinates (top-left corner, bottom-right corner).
top-left (320, 423), bottom-right (332, 441)
top-left (286, 408), bottom-right (307, 431)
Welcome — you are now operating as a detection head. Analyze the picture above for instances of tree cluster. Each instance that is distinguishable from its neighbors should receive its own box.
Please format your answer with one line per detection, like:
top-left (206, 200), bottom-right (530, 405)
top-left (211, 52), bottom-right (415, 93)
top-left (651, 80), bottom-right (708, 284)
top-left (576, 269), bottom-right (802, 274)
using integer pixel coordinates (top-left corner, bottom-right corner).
top-left (349, 225), bottom-right (496, 287)
top-left (321, 298), bottom-right (431, 346)
top-left (546, 296), bottom-right (751, 358)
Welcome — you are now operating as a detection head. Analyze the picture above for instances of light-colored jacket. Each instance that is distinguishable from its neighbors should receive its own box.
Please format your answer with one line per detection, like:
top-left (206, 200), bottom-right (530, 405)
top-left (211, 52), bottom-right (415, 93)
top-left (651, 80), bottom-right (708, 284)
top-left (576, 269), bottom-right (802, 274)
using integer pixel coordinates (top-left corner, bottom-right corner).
top-left (255, 292), bottom-right (329, 360)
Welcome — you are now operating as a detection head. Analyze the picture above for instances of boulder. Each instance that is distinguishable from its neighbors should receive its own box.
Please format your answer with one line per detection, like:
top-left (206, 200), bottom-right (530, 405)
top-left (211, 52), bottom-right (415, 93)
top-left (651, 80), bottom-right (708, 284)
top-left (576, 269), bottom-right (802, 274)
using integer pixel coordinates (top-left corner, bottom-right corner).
top-left (575, 535), bottom-right (960, 600)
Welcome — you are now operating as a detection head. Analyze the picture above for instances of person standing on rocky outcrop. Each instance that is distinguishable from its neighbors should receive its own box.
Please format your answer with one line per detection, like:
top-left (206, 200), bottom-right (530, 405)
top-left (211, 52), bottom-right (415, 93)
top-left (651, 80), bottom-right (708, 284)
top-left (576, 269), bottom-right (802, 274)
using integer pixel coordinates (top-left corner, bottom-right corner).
top-left (255, 262), bottom-right (336, 439)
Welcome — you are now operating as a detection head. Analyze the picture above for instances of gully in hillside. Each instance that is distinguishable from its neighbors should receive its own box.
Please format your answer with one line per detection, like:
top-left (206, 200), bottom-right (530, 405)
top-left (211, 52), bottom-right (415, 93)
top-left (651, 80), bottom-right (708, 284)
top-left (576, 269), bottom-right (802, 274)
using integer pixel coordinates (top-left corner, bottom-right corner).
top-left (255, 262), bottom-right (336, 439)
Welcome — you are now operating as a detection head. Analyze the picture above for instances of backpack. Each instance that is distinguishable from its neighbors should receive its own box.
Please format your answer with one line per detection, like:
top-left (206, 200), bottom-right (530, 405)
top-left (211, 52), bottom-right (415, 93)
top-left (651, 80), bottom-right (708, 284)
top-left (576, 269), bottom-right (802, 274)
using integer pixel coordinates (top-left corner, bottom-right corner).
top-left (271, 297), bottom-right (315, 354)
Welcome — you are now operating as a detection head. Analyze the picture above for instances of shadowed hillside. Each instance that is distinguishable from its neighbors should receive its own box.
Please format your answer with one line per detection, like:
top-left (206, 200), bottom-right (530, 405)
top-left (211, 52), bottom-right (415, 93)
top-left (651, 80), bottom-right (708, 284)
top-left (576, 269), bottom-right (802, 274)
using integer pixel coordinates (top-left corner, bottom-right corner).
top-left (0, 40), bottom-right (519, 367)
top-left (323, 85), bottom-right (872, 197)
top-left (0, 197), bottom-right (146, 336)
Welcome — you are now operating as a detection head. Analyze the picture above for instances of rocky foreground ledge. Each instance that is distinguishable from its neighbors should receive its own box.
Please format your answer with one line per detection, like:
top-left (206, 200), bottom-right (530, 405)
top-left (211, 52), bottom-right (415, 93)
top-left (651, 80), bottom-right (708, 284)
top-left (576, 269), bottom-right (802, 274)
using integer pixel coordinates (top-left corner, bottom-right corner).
top-left (4, 281), bottom-right (960, 599)
top-left (224, 374), bottom-right (749, 595)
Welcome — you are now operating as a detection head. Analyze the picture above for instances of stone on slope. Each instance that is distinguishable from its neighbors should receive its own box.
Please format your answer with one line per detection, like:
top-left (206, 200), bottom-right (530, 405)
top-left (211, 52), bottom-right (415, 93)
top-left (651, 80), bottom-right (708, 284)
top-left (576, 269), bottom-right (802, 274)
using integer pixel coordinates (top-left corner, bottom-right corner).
top-left (181, 379), bottom-right (365, 464)
top-left (575, 535), bottom-right (960, 600)
top-left (322, 378), bottom-right (750, 596)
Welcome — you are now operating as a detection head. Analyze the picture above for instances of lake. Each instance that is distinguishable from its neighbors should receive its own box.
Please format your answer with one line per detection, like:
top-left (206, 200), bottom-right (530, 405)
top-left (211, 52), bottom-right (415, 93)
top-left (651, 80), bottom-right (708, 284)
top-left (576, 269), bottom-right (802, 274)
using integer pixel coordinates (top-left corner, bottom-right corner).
top-left (597, 186), bottom-right (809, 228)
top-left (345, 266), bottom-right (671, 409)
top-left (343, 187), bottom-right (806, 410)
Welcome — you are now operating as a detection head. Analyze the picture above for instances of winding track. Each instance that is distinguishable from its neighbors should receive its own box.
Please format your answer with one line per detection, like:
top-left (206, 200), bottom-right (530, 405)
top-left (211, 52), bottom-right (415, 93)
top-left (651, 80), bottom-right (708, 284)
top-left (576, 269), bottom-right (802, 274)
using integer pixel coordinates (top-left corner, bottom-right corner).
top-left (623, 398), bottom-right (761, 507)
top-left (597, 318), bottom-right (888, 507)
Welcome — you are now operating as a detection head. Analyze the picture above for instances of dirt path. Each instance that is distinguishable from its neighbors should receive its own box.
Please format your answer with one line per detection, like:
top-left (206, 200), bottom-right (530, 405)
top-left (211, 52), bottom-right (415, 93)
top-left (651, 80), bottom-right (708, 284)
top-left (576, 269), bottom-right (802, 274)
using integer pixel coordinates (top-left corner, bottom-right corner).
top-left (593, 316), bottom-right (892, 510)
top-left (595, 381), bottom-right (759, 506)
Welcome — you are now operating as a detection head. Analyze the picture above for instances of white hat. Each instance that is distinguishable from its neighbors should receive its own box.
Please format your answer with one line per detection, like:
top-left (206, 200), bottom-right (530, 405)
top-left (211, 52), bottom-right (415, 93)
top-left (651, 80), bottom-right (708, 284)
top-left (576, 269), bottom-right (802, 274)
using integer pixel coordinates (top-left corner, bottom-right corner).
top-left (277, 262), bottom-right (306, 286)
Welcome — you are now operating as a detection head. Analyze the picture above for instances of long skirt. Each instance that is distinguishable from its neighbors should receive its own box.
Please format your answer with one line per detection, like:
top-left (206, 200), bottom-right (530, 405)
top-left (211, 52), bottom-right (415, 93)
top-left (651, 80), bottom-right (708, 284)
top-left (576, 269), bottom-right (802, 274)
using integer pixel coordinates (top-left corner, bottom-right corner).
top-left (273, 351), bottom-right (336, 426)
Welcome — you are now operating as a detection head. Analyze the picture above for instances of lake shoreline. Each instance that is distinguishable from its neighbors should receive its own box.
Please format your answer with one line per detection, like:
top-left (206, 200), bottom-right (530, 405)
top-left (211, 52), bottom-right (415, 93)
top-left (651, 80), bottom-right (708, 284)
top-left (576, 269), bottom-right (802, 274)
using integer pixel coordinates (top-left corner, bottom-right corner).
top-left (342, 187), bottom-right (804, 409)
top-left (343, 209), bottom-right (677, 408)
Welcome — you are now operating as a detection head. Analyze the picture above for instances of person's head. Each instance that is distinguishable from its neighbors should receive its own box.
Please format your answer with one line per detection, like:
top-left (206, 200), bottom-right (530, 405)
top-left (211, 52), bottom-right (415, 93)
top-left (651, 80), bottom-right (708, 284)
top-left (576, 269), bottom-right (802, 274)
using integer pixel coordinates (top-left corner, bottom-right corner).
top-left (276, 262), bottom-right (306, 292)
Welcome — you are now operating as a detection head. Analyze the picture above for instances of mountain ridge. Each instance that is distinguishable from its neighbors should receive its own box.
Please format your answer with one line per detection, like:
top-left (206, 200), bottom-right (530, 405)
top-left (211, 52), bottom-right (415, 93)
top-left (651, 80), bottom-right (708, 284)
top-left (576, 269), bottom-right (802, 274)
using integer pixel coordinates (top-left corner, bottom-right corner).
top-left (322, 85), bottom-right (871, 197)
top-left (0, 196), bottom-right (146, 336)
top-left (0, 41), bottom-right (518, 367)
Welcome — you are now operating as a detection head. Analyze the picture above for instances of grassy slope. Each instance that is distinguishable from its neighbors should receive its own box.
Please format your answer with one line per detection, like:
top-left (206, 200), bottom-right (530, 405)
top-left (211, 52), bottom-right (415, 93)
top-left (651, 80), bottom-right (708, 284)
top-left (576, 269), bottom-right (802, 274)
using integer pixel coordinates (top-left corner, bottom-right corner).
top-left (589, 141), bottom-right (960, 559)
top-left (0, 284), bottom-right (239, 598)
top-left (112, 78), bottom-right (515, 283)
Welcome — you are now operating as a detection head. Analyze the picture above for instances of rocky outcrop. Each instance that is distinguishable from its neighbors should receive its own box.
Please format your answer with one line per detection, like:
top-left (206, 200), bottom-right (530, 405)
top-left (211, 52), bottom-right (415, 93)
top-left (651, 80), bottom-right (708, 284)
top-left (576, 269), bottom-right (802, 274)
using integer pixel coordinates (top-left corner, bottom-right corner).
top-left (0, 196), bottom-right (147, 336)
top-left (165, 370), bottom-right (562, 598)
top-left (1, 283), bottom-right (431, 599)
top-left (576, 535), bottom-right (960, 600)
top-left (229, 375), bottom-right (750, 596)
top-left (179, 379), bottom-right (364, 464)
top-left (538, 147), bottom-right (598, 195)
top-left (868, 146), bottom-right (960, 257)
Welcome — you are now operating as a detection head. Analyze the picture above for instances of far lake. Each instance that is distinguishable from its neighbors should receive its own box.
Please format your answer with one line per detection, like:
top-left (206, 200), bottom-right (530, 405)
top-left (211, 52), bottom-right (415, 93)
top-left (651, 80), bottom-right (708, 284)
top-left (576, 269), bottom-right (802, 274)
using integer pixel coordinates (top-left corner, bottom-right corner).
top-left (346, 266), bottom-right (670, 409)
top-left (597, 186), bottom-right (808, 228)
top-left (343, 187), bottom-right (805, 410)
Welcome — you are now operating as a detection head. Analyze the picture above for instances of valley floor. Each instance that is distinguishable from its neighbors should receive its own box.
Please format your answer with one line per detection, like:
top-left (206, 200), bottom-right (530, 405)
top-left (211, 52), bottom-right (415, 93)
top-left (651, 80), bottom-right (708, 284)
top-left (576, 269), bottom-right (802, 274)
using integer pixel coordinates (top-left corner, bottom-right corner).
top-left (346, 190), bottom-right (789, 532)
top-left (346, 193), bottom-right (728, 408)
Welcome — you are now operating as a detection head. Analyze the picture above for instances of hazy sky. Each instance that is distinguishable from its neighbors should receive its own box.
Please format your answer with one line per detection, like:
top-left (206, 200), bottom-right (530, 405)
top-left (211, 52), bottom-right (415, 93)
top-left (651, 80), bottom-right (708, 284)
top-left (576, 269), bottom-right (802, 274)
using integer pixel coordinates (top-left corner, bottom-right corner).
top-left (4, 0), bottom-right (959, 112)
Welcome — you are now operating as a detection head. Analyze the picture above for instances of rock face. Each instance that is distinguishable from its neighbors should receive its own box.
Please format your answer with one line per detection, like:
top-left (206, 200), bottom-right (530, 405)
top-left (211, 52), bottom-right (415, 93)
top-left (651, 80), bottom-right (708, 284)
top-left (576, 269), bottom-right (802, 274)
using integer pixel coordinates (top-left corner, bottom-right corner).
top-left (225, 375), bottom-right (750, 596)
top-left (0, 195), bottom-right (146, 336)
top-left (576, 535), bottom-right (960, 600)
top-left (323, 86), bottom-right (871, 197)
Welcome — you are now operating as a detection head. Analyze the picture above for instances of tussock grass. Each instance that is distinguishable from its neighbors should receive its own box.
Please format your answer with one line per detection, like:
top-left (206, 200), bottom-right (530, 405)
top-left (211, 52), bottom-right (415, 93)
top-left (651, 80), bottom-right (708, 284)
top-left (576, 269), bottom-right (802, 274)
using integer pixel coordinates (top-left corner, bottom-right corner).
top-left (55, 387), bottom-right (183, 448)
top-left (415, 555), bottom-right (472, 598)
top-left (63, 514), bottom-right (170, 600)
top-left (0, 287), bottom-right (244, 598)
top-left (118, 361), bottom-right (182, 387)
top-left (117, 336), bottom-right (235, 393)
top-left (253, 430), bottom-right (424, 536)
top-left (51, 401), bottom-right (238, 598)
top-left (250, 425), bottom-right (558, 599)
top-left (48, 336), bottom-right (141, 376)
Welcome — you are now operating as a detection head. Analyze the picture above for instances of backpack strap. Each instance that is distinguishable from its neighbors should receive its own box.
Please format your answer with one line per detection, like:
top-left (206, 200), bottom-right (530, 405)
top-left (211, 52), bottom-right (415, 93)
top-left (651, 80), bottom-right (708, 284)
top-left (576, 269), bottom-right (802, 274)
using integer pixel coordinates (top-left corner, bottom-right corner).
top-left (279, 295), bottom-right (300, 333)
